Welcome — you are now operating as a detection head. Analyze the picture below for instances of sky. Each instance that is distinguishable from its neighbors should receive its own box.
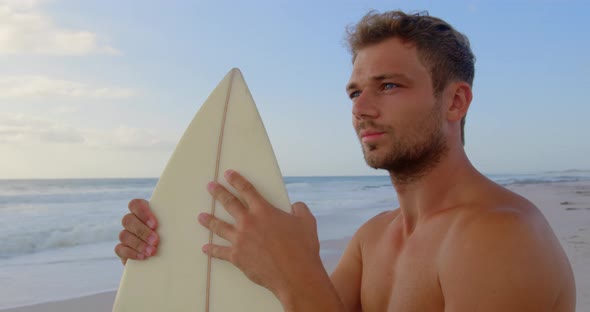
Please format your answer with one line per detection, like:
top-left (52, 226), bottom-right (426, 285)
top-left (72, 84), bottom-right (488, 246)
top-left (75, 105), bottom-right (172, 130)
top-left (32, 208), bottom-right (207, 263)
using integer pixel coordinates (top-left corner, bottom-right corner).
top-left (0, 0), bottom-right (589, 179)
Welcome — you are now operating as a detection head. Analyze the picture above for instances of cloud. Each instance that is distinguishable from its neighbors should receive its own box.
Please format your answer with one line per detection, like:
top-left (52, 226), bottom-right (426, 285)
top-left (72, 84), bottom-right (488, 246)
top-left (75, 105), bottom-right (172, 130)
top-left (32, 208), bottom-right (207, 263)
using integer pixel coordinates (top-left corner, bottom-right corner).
top-left (84, 126), bottom-right (176, 150)
top-left (0, 113), bottom-right (175, 149)
top-left (0, 0), bottom-right (119, 55)
top-left (0, 75), bottom-right (135, 99)
top-left (0, 113), bottom-right (84, 144)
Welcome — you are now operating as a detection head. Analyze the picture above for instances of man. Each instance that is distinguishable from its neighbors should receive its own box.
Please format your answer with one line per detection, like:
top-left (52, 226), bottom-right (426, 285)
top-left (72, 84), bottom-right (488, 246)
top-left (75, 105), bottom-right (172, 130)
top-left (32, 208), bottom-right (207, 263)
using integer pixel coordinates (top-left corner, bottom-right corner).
top-left (115, 10), bottom-right (576, 311)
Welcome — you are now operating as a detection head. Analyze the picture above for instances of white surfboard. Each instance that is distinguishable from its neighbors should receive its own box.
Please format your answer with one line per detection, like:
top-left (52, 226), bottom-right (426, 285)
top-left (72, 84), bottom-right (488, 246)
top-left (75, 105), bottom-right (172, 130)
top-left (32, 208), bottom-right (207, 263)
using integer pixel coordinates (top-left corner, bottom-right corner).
top-left (112, 68), bottom-right (291, 311)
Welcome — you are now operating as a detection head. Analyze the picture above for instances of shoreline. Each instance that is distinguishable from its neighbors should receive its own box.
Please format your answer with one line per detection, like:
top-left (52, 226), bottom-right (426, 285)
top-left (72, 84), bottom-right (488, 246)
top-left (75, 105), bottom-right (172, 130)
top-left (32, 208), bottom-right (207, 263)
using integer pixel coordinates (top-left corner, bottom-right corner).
top-left (1, 180), bottom-right (588, 311)
top-left (0, 292), bottom-right (116, 312)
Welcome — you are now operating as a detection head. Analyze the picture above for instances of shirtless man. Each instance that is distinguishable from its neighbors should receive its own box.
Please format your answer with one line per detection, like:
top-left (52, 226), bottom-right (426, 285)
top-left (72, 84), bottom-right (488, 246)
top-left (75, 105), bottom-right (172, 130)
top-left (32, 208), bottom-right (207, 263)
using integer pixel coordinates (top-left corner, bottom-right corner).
top-left (115, 11), bottom-right (576, 311)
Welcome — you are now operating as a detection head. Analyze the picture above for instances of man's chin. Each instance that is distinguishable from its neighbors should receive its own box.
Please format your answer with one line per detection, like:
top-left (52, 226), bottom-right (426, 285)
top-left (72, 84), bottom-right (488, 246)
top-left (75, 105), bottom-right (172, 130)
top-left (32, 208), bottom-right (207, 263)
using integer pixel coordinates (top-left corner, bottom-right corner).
top-left (362, 145), bottom-right (394, 169)
top-left (366, 162), bottom-right (383, 170)
top-left (363, 155), bottom-right (387, 170)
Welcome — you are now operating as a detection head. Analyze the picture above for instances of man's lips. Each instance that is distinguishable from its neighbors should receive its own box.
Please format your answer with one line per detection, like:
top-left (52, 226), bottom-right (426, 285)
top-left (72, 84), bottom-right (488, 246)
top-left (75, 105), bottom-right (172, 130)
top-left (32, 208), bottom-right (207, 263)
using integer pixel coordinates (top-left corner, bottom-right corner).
top-left (360, 130), bottom-right (385, 142)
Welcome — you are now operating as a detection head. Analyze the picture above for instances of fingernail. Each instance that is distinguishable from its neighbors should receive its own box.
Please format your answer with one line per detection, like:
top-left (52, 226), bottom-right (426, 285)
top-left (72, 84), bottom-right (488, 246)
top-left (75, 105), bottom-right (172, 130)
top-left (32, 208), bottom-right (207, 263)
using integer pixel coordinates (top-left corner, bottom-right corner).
top-left (138, 253), bottom-right (145, 260)
top-left (224, 169), bottom-right (234, 178)
top-left (147, 219), bottom-right (156, 230)
top-left (198, 213), bottom-right (208, 223)
top-left (146, 246), bottom-right (154, 256)
top-left (148, 233), bottom-right (157, 245)
top-left (207, 182), bottom-right (216, 191)
top-left (202, 244), bottom-right (208, 253)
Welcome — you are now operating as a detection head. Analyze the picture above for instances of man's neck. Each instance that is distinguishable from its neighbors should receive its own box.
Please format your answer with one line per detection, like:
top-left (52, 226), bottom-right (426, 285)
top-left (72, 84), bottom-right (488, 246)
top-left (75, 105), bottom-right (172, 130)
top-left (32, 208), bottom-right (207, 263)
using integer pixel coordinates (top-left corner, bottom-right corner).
top-left (389, 145), bottom-right (483, 235)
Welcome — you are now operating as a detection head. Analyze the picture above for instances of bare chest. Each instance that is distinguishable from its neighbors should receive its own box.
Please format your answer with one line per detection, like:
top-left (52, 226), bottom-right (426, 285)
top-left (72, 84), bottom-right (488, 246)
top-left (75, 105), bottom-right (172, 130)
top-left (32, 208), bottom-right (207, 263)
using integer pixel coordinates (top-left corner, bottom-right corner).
top-left (360, 230), bottom-right (446, 312)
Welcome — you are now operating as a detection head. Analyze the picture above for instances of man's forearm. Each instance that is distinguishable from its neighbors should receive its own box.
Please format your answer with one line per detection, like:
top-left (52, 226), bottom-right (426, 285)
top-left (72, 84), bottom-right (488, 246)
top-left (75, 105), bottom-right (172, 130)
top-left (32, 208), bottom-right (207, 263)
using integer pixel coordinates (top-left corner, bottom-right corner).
top-left (277, 268), bottom-right (346, 312)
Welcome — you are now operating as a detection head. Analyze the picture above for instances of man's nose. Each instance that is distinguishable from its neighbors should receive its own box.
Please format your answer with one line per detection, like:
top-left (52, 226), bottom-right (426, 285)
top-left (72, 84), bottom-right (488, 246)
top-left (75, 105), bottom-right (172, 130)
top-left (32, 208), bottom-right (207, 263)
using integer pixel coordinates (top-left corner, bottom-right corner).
top-left (352, 92), bottom-right (379, 119)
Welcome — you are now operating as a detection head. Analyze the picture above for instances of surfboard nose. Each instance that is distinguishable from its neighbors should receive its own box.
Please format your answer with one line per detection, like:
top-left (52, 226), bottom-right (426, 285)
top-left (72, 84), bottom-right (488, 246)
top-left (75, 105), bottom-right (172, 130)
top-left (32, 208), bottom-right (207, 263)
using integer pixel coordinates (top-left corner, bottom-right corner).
top-left (230, 67), bottom-right (242, 75)
top-left (226, 68), bottom-right (246, 89)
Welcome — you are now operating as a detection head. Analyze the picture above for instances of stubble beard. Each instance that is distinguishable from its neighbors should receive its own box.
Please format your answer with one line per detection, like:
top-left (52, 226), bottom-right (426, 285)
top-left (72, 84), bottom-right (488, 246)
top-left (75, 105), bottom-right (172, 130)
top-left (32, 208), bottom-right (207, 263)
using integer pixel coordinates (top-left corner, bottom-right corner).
top-left (359, 103), bottom-right (449, 185)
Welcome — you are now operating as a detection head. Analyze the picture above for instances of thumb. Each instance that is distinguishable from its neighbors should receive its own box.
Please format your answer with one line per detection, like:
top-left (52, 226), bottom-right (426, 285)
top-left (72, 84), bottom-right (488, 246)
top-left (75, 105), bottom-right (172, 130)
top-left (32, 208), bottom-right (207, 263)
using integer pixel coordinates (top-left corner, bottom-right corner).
top-left (291, 201), bottom-right (315, 223)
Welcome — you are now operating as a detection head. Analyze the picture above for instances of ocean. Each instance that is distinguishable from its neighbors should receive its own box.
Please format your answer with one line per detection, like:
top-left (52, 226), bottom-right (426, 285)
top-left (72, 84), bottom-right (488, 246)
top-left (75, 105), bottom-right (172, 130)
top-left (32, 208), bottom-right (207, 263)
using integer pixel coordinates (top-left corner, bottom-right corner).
top-left (1, 171), bottom-right (589, 308)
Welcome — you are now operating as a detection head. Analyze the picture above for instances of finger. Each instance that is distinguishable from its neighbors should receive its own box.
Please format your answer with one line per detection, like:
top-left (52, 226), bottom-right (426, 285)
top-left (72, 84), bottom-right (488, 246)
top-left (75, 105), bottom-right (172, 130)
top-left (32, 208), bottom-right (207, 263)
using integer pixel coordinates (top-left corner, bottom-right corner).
top-left (198, 213), bottom-right (236, 243)
top-left (121, 213), bottom-right (159, 247)
top-left (207, 182), bottom-right (246, 219)
top-left (128, 199), bottom-right (157, 230)
top-left (292, 201), bottom-right (316, 226)
top-left (292, 201), bottom-right (311, 217)
top-left (202, 244), bottom-right (232, 262)
top-left (119, 230), bottom-right (157, 257)
top-left (223, 170), bottom-right (266, 208)
top-left (115, 243), bottom-right (146, 265)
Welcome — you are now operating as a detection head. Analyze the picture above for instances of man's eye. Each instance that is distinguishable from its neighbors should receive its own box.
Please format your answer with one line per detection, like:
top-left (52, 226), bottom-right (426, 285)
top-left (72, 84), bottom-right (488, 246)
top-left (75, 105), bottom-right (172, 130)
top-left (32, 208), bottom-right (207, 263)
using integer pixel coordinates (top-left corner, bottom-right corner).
top-left (383, 83), bottom-right (398, 90)
top-left (349, 90), bottom-right (361, 99)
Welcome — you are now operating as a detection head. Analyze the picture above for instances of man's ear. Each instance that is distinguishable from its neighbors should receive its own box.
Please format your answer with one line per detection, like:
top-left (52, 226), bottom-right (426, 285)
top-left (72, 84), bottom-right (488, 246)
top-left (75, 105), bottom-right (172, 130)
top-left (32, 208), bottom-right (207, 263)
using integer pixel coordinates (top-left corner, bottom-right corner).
top-left (446, 82), bottom-right (473, 122)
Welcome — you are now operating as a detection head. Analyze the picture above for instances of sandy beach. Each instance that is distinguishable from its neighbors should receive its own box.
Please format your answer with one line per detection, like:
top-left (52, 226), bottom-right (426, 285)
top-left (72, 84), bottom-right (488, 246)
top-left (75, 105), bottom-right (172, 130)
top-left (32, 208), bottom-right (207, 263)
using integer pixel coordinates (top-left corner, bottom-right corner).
top-left (2, 180), bottom-right (588, 311)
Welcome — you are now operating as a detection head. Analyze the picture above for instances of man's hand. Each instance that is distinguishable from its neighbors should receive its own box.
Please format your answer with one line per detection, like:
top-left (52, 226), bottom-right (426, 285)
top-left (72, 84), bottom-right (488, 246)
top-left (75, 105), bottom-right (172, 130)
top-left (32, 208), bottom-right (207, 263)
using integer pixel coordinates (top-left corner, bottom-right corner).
top-left (200, 169), bottom-right (344, 311)
top-left (115, 199), bottom-right (160, 265)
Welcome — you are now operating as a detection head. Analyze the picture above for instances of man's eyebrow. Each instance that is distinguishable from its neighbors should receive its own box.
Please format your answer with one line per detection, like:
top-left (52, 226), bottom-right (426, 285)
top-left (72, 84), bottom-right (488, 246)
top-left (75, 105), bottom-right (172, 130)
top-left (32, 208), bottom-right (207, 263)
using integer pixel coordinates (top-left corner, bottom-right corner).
top-left (346, 73), bottom-right (412, 92)
top-left (345, 82), bottom-right (358, 93)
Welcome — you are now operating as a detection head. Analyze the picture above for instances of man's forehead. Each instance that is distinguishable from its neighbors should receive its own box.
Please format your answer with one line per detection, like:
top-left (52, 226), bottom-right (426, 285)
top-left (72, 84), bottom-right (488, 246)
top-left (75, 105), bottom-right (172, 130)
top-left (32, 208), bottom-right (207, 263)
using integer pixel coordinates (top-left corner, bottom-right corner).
top-left (346, 42), bottom-right (426, 89)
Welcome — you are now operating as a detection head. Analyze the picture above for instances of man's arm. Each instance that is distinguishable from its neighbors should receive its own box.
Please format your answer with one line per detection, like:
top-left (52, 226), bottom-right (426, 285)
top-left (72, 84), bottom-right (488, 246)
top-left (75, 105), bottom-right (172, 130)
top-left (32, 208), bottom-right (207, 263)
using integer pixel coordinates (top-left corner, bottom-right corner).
top-left (330, 232), bottom-right (363, 312)
top-left (440, 208), bottom-right (575, 312)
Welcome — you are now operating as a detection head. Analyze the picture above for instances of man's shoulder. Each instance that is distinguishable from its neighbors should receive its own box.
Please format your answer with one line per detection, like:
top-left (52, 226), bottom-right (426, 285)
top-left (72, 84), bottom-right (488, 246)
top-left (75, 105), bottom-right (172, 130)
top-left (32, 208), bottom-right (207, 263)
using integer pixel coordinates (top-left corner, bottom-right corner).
top-left (443, 190), bottom-right (554, 261)
top-left (444, 181), bottom-right (544, 239)
top-left (438, 193), bottom-right (575, 310)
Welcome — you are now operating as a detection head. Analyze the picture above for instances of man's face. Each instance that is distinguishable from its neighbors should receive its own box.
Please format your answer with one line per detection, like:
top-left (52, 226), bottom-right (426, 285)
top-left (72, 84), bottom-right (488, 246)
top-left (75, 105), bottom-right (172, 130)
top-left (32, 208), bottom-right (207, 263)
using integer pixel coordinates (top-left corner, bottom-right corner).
top-left (346, 37), bottom-right (448, 179)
